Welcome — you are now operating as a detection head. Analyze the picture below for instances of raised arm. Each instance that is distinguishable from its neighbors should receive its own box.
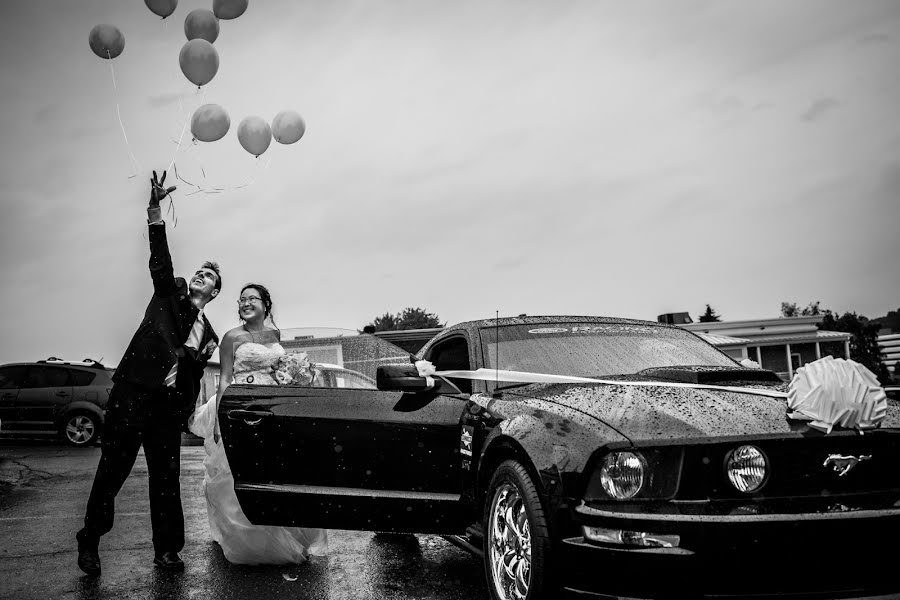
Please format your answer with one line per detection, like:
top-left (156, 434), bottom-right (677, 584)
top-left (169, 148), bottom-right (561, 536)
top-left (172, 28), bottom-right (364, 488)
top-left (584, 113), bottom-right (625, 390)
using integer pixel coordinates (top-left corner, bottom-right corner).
top-left (146, 170), bottom-right (178, 296)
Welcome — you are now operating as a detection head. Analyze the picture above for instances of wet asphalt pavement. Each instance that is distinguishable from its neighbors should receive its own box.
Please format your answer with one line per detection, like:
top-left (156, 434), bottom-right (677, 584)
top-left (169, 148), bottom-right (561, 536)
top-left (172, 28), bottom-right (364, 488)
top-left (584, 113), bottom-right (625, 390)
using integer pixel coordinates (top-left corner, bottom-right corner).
top-left (0, 440), bottom-right (488, 600)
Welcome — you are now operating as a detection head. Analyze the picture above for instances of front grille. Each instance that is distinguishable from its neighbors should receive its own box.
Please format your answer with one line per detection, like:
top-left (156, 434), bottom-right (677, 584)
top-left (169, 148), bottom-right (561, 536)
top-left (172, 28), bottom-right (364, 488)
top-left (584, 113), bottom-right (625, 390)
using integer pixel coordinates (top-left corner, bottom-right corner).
top-left (677, 430), bottom-right (900, 501)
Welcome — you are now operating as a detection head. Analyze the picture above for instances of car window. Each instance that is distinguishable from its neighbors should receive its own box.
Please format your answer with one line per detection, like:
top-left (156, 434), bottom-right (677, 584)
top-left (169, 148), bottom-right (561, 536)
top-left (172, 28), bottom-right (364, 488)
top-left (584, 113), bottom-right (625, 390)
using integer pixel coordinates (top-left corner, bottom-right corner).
top-left (481, 323), bottom-right (737, 378)
top-left (0, 366), bottom-right (27, 389)
top-left (326, 369), bottom-right (377, 389)
top-left (69, 370), bottom-right (97, 386)
top-left (315, 366), bottom-right (377, 389)
top-left (25, 366), bottom-right (71, 388)
top-left (425, 336), bottom-right (472, 393)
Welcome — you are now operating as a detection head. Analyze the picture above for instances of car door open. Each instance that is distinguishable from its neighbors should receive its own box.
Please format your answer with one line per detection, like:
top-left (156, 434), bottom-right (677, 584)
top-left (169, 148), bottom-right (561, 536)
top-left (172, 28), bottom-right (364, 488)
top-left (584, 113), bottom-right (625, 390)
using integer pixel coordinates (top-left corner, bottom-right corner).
top-left (219, 381), bottom-right (468, 534)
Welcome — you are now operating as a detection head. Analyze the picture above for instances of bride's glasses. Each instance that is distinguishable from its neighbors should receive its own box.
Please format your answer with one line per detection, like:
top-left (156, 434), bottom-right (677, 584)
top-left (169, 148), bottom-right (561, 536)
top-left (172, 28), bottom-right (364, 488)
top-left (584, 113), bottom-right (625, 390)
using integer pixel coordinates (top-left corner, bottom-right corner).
top-left (237, 296), bottom-right (262, 306)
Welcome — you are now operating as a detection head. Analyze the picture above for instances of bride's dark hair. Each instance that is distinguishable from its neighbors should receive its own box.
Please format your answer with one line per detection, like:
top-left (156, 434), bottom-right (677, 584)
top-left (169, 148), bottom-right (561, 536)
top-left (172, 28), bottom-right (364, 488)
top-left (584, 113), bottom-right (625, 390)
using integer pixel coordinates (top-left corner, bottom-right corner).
top-left (238, 282), bottom-right (278, 329)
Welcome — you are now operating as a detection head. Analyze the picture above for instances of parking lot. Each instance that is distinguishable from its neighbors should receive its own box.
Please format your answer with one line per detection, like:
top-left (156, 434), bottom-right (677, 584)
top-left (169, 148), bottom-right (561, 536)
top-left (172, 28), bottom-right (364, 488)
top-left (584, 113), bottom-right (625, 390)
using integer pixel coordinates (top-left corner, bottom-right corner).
top-left (0, 439), bottom-right (487, 600)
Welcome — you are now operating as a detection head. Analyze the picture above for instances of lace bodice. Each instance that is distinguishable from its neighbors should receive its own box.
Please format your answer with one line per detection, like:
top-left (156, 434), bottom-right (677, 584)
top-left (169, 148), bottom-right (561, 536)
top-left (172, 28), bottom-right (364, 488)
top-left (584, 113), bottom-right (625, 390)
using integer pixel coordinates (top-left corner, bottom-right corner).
top-left (233, 342), bottom-right (285, 385)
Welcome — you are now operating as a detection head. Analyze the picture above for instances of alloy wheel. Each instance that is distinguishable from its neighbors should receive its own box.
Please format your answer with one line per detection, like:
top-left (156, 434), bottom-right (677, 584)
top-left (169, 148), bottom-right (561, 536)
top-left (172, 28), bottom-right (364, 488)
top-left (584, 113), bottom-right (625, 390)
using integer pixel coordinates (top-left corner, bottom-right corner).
top-left (65, 415), bottom-right (96, 445)
top-left (488, 482), bottom-right (532, 600)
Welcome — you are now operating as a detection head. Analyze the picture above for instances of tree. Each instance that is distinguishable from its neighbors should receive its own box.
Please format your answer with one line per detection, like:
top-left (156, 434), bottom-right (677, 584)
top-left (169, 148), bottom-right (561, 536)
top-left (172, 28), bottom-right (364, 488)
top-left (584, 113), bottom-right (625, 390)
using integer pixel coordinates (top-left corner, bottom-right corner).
top-left (698, 304), bottom-right (721, 322)
top-left (781, 300), bottom-right (821, 317)
top-left (872, 308), bottom-right (900, 334)
top-left (819, 310), bottom-right (891, 384)
top-left (363, 307), bottom-right (443, 332)
top-left (366, 312), bottom-right (399, 333)
top-left (802, 301), bottom-right (822, 316)
top-left (396, 307), bottom-right (442, 330)
top-left (781, 301), bottom-right (799, 317)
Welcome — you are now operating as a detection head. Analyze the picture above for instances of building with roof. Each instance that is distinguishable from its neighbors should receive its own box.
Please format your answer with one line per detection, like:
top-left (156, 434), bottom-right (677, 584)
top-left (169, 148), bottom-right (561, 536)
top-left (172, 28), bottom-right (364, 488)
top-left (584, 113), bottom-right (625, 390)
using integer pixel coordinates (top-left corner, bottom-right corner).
top-left (281, 333), bottom-right (410, 381)
top-left (679, 315), bottom-right (851, 380)
top-left (878, 333), bottom-right (900, 379)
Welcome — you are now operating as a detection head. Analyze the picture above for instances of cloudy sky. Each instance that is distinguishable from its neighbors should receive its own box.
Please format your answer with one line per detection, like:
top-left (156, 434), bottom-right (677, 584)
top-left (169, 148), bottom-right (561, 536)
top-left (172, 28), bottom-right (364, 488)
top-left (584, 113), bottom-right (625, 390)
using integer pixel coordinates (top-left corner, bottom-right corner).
top-left (1, 0), bottom-right (899, 366)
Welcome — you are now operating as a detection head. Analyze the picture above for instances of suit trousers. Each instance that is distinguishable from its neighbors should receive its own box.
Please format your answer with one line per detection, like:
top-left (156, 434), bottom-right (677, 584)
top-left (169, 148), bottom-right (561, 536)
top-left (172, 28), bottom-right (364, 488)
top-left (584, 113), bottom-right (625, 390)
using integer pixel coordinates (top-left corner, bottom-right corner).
top-left (78, 381), bottom-right (185, 554)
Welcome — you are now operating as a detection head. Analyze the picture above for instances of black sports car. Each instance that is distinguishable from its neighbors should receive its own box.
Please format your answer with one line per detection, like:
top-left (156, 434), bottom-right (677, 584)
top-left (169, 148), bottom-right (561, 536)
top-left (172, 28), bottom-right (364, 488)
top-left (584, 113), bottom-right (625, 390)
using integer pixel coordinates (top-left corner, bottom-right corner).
top-left (219, 316), bottom-right (900, 599)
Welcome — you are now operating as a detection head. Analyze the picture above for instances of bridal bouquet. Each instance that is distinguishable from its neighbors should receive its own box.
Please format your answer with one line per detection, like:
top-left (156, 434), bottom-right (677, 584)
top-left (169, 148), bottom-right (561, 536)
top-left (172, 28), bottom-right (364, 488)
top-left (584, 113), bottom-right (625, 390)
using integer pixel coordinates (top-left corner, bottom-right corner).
top-left (272, 352), bottom-right (320, 386)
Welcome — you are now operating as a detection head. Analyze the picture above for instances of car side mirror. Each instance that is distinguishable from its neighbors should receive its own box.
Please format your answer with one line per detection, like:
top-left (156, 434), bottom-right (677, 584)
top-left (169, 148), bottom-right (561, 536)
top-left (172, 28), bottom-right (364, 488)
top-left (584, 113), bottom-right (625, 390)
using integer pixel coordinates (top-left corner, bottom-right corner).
top-left (376, 365), bottom-right (433, 392)
top-left (376, 365), bottom-right (463, 395)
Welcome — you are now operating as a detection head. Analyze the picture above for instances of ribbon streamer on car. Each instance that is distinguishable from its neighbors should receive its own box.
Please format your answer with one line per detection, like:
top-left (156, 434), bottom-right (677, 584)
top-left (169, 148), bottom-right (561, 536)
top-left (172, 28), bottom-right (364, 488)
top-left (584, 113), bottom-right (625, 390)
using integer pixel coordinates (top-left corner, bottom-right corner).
top-left (427, 367), bottom-right (790, 399)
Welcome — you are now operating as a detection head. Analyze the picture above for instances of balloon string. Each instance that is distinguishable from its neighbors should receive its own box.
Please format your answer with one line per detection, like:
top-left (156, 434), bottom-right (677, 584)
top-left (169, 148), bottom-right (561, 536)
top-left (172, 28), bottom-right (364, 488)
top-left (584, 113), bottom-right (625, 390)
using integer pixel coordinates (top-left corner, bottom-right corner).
top-left (107, 53), bottom-right (117, 89)
top-left (234, 154), bottom-right (274, 189)
top-left (166, 194), bottom-right (178, 227)
top-left (167, 94), bottom-right (190, 174)
top-left (107, 50), bottom-right (142, 178)
top-left (167, 88), bottom-right (207, 192)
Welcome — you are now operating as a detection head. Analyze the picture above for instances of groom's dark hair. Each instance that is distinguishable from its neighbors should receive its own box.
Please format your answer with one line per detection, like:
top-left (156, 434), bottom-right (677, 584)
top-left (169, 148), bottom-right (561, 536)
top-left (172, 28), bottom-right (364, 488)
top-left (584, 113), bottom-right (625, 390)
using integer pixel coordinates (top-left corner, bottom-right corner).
top-left (202, 261), bottom-right (222, 293)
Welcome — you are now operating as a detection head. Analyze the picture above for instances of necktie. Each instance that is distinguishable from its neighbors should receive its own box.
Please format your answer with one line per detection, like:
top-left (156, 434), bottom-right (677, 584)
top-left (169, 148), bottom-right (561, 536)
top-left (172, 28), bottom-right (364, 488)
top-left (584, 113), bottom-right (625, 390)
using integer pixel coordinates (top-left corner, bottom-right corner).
top-left (165, 313), bottom-right (205, 387)
top-left (185, 313), bottom-right (205, 351)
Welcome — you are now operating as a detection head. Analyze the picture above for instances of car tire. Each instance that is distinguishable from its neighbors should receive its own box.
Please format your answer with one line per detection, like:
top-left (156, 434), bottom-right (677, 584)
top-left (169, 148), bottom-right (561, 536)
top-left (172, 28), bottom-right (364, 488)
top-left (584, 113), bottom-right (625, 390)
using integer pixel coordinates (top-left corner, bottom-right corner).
top-left (483, 459), bottom-right (552, 600)
top-left (61, 411), bottom-right (100, 447)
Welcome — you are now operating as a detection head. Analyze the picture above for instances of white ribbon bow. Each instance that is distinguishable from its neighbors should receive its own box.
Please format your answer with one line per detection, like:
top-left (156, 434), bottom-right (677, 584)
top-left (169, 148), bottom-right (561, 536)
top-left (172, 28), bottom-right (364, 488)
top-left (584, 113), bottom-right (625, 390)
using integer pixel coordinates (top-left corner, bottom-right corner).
top-left (415, 360), bottom-right (437, 388)
top-left (787, 356), bottom-right (887, 433)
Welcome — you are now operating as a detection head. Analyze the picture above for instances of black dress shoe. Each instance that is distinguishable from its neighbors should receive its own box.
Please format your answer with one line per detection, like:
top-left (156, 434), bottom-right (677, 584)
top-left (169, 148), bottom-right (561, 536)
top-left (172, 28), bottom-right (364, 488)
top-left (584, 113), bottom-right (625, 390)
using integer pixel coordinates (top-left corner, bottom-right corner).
top-left (77, 540), bottom-right (101, 576)
top-left (153, 551), bottom-right (185, 571)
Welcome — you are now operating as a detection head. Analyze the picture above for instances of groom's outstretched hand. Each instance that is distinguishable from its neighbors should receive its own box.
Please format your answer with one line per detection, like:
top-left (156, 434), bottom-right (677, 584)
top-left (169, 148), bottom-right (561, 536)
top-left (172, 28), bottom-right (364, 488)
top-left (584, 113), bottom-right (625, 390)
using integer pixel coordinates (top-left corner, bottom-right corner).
top-left (149, 170), bottom-right (177, 208)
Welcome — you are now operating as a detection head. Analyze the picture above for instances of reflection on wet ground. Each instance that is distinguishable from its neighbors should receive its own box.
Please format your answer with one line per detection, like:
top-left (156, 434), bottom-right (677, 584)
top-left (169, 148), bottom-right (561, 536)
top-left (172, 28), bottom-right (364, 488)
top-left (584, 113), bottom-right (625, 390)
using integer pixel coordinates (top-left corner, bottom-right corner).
top-left (1, 444), bottom-right (487, 600)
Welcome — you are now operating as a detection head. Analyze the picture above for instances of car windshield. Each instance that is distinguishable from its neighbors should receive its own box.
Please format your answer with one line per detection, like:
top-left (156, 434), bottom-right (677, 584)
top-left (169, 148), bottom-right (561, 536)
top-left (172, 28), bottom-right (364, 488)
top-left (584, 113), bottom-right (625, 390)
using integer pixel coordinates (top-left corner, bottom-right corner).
top-left (481, 323), bottom-right (737, 377)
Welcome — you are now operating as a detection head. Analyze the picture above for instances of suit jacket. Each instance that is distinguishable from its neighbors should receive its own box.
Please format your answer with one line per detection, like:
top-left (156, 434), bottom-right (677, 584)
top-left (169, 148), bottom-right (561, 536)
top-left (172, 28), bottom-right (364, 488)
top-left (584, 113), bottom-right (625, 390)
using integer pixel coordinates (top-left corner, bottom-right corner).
top-left (114, 222), bottom-right (218, 418)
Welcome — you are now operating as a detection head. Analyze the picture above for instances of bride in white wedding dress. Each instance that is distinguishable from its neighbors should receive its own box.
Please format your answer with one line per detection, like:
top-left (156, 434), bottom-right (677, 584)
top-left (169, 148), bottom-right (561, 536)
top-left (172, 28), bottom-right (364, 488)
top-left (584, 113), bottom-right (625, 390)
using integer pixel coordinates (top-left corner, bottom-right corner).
top-left (189, 283), bottom-right (327, 565)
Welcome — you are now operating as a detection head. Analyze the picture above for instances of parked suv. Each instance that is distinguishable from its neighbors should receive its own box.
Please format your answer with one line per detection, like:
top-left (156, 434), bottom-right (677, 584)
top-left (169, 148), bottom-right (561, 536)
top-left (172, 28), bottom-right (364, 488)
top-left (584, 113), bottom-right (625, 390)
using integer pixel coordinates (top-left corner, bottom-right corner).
top-left (0, 357), bottom-right (113, 446)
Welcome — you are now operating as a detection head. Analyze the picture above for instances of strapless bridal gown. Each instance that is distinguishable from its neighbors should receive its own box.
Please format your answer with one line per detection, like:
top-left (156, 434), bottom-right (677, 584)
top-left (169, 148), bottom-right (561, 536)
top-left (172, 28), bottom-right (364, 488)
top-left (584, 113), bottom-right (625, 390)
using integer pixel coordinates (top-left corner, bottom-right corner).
top-left (189, 342), bottom-right (328, 564)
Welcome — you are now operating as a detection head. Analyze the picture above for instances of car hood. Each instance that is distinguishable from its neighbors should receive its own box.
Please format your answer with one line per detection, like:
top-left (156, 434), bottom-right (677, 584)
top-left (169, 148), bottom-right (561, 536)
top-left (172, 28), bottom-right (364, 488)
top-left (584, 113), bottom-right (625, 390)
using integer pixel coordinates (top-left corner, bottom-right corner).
top-left (506, 380), bottom-right (900, 444)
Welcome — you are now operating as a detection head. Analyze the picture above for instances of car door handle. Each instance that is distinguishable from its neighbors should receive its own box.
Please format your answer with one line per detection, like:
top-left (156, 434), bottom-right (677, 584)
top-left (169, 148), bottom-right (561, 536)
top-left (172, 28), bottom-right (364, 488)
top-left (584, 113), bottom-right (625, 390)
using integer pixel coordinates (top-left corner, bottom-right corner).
top-left (55, 391), bottom-right (69, 397)
top-left (226, 409), bottom-right (272, 425)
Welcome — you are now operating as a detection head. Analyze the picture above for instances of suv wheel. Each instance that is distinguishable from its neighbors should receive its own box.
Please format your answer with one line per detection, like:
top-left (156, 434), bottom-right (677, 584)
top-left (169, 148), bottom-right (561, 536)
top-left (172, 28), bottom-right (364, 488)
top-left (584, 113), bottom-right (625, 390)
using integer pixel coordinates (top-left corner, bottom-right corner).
top-left (62, 411), bottom-right (100, 447)
top-left (484, 460), bottom-right (551, 600)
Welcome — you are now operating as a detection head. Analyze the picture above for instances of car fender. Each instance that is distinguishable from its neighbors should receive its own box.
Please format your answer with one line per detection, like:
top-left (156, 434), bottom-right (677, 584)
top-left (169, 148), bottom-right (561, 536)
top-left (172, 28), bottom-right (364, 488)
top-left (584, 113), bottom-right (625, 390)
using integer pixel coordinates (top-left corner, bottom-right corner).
top-left (56, 401), bottom-right (105, 427)
top-left (474, 394), bottom-right (627, 525)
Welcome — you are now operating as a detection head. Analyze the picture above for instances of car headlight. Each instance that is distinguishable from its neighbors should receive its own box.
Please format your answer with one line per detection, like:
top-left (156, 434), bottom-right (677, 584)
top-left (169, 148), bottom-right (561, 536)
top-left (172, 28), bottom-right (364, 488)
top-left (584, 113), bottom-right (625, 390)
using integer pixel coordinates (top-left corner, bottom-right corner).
top-left (598, 451), bottom-right (646, 500)
top-left (584, 448), bottom-right (682, 502)
top-left (725, 445), bottom-right (768, 493)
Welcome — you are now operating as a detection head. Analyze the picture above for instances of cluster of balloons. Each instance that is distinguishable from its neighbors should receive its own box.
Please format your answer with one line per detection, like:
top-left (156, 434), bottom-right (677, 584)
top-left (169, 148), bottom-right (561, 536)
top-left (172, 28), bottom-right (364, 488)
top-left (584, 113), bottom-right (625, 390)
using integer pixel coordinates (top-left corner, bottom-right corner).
top-left (89, 0), bottom-right (306, 159)
top-left (177, 0), bottom-right (248, 87)
top-left (144, 0), bottom-right (247, 21)
top-left (191, 107), bottom-right (305, 157)
top-left (88, 0), bottom-right (248, 78)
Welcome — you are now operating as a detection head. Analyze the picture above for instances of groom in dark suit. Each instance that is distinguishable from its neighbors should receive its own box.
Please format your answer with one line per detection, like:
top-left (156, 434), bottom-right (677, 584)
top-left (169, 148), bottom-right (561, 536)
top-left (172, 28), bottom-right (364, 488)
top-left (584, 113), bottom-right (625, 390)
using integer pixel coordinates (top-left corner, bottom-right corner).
top-left (77, 170), bottom-right (220, 575)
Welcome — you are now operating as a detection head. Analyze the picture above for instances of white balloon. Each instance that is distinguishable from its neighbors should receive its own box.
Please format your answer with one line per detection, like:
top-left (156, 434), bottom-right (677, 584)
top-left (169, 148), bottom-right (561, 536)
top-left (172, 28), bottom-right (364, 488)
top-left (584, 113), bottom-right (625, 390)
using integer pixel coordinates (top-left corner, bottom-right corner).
top-left (179, 39), bottom-right (219, 87)
top-left (191, 104), bottom-right (230, 142)
top-left (237, 116), bottom-right (272, 157)
top-left (272, 110), bottom-right (305, 144)
top-left (184, 9), bottom-right (219, 44)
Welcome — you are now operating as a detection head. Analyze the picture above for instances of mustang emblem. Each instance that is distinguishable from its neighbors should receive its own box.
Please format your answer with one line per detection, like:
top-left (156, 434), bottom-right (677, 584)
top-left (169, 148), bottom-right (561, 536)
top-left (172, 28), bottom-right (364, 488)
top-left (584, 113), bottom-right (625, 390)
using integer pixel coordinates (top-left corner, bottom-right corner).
top-left (822, 454), bottom-right (872, 477)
